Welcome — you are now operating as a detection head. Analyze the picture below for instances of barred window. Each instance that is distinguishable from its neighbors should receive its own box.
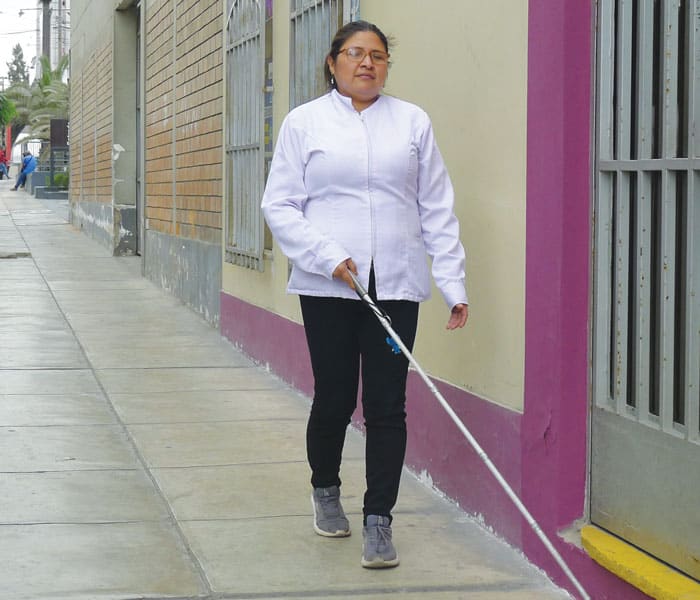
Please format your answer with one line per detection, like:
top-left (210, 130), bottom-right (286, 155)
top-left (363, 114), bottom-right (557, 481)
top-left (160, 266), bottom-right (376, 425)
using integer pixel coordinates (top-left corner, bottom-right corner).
top-left (224, 0), bottom-right (272, 270)
top-left (289, 0), bottom-right (359, 109)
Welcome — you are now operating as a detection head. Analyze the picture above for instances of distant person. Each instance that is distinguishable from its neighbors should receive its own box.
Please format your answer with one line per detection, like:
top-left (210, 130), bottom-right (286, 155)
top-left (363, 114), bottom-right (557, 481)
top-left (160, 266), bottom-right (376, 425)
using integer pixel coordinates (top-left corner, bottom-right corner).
top-left (11, 151), bottom-right (37, 191)
top-left (0, 146), bottom-right (8, 180)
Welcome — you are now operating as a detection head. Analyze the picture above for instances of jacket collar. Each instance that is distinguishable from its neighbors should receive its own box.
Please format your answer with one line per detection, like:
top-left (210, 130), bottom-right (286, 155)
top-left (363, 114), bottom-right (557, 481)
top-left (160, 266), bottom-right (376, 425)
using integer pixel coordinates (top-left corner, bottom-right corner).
top-left (330, 88), bottom-right (383, 114)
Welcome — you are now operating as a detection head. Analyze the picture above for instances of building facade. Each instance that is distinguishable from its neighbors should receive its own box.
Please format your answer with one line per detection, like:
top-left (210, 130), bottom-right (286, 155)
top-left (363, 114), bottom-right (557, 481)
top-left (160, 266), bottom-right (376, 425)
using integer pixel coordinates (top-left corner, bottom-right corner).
top-left (69, 1), bottom-right (700, 598)
top-left (70, 0), bottom-right (223, 320)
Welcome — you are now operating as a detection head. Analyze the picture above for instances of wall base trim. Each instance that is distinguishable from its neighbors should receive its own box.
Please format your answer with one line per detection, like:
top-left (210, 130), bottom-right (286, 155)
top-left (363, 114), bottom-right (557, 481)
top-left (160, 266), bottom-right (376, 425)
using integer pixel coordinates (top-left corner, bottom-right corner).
top-left (582, 526), bottom-right (700, 599)
top-left (145, 229), bottom-right (221, 325)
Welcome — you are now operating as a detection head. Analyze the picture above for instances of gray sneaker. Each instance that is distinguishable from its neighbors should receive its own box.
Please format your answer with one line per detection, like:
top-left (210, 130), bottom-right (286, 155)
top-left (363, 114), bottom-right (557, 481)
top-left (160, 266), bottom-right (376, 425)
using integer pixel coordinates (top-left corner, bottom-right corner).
top-left (311, 486), bottom-right (350, 537)
top-left (361, 515), bottom-right (399, 568)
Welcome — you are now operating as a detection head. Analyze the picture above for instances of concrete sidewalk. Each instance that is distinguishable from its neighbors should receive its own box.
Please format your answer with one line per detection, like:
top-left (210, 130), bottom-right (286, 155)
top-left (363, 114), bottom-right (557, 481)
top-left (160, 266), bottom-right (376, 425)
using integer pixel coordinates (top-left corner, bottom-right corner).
top-left (0, 182), bottom-right (569, 600)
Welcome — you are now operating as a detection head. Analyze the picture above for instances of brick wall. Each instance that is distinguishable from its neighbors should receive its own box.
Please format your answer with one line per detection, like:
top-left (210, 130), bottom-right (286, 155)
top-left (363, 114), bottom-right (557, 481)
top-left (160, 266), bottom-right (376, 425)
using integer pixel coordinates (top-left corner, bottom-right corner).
top-left (69, 67), bottom-right (81, 203)
top-left (145, 0), bottom-right (223, 246)
top-left (70, 43), bottom-right (113, 206)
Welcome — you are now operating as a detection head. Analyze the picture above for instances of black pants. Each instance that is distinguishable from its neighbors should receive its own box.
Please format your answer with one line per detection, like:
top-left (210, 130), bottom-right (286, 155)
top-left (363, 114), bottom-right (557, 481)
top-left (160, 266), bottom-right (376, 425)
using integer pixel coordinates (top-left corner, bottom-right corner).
top-left (300, 275), bottom-right (418, 522)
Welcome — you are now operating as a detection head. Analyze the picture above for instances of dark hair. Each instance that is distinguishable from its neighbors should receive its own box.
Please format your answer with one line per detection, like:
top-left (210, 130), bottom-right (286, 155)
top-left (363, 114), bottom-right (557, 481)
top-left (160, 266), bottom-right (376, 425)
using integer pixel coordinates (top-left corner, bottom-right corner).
top-left (324, 20), bottom-right (390, 90)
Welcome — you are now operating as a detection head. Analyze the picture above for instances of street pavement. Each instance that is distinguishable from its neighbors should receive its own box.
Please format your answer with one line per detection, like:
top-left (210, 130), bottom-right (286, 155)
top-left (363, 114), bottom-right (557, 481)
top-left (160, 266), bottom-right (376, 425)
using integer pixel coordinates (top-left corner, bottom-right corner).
top-left (0, 180), bottom-right (570, 599)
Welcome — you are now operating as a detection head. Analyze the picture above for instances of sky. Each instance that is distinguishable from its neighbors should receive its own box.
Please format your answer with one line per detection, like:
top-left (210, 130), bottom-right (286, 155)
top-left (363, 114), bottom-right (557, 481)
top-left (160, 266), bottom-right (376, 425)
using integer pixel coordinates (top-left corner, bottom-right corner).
top-left (0, 2), bottom-right (43, 89)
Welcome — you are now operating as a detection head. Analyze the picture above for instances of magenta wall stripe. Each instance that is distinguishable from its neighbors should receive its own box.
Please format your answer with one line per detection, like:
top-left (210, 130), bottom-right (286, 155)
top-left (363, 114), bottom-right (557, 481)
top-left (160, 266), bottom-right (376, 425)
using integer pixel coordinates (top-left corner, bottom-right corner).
top-left (523, 2), bottom-right (643, 597)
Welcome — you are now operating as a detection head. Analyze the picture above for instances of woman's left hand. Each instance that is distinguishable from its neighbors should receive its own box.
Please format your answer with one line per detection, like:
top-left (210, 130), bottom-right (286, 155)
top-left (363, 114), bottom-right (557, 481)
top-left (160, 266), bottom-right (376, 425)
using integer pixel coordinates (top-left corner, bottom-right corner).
top-left (446, 304), bottom-right (468, 330)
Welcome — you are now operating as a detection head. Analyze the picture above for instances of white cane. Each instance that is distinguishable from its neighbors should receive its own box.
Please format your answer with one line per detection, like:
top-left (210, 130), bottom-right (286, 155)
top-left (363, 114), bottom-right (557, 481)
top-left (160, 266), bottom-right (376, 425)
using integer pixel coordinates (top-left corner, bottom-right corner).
top-left (348, 272), bottom-right (590, 600)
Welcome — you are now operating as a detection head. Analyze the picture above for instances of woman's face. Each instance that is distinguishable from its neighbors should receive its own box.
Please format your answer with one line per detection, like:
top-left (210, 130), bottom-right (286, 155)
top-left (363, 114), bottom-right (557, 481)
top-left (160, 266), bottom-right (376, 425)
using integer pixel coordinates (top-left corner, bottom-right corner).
top-left (328, 31), bottom-right (388, 110)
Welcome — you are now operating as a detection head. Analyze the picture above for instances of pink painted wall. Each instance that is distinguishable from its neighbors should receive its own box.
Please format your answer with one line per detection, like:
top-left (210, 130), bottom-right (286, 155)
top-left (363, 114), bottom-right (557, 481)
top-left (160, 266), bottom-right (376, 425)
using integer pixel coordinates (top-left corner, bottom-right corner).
top-left (521, 1), bottom-right (646, 598)
top-left (523, 0), bottom-right (591, 572)
top-left (219, 1), bottom-right (650, 596)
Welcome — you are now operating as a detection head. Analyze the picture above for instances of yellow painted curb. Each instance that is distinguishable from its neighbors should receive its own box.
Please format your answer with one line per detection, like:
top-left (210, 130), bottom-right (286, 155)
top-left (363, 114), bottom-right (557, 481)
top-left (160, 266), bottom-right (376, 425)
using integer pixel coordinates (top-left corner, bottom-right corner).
top-left (581, 525), bottom-right (700, 599)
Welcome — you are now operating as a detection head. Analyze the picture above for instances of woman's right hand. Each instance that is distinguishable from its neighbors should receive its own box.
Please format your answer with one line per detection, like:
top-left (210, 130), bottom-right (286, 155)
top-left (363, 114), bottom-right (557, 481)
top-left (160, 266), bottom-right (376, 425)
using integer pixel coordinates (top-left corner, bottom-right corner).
top-left (332, 258), bottom-right (358, 289)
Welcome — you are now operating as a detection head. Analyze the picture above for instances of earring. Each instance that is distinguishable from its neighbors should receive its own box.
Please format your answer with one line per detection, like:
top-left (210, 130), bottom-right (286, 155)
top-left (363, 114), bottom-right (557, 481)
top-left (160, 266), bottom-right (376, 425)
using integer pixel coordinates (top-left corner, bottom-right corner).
top-left (330, 75), bottom-right (335, 86)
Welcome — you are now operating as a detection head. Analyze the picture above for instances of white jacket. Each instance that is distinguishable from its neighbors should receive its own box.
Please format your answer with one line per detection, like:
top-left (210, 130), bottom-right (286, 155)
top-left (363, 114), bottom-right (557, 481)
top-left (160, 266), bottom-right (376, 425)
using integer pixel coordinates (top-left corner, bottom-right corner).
top-left (261, 90), bottom-right (468, 309)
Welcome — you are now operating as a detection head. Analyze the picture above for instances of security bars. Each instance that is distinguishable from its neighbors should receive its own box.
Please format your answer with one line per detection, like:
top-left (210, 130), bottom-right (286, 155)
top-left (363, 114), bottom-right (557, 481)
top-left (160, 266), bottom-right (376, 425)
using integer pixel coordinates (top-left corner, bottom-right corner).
top-left (289, 0), bottom-right (343, 108)
top-left (594, 0), bottom-right (700, 443)
top-left (225, 0), bottom-right (266, 270)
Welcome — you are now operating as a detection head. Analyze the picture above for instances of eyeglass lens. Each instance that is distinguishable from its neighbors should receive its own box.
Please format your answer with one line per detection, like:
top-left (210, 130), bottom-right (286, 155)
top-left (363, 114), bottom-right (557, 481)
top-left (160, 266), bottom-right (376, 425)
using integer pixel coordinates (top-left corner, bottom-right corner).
top-left (344, 47), bottom-right (389, 64)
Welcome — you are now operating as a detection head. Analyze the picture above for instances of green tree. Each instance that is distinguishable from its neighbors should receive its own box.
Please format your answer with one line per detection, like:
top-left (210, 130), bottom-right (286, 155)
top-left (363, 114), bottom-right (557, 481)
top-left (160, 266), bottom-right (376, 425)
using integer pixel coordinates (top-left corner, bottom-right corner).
top-left (6, 54), bottom-right (69, 144)
top-left (7, 44), bottom-right (29, 85)
top-left (0, 94), bottom-right (17, 128)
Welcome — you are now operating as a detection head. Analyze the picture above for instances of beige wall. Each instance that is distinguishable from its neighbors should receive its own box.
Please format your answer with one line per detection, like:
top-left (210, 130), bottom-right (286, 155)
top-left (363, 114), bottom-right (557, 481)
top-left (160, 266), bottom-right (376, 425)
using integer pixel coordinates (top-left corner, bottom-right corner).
top-left (71, 0), bottom-right (114, 75)
top-left (222, 0), bottom-right (528, 410)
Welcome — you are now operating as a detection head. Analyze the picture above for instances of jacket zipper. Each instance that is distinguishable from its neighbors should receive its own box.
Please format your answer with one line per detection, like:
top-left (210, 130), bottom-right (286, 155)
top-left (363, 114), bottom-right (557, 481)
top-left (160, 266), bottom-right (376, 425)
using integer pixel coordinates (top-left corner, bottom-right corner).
top-left (358, 111), bottom-right (376, 263)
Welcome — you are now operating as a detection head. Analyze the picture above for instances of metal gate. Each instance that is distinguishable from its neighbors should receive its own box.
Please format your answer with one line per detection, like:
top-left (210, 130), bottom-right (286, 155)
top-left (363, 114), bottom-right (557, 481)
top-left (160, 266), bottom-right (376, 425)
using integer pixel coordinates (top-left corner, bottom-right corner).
top-left (592, 0), bottom-right (700, 579)
top-left (225, 0), bottom-right (265, 270)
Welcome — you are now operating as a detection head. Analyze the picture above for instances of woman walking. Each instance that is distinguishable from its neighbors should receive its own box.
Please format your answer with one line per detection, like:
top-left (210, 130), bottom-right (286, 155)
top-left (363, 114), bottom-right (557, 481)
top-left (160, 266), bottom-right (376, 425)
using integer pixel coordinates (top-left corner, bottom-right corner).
top-left (261, 20), bottom-right (468, 568)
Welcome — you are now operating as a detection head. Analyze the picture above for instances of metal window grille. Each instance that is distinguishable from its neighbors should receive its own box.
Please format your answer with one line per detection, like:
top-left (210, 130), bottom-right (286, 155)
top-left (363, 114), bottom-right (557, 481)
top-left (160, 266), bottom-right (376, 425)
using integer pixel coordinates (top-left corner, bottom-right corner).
top-left (225, 0), bottom-right (265, 270)
top-left (594, 0), bottom-right (700, 443)
top-left (289, 0), bottom-right (359, 108)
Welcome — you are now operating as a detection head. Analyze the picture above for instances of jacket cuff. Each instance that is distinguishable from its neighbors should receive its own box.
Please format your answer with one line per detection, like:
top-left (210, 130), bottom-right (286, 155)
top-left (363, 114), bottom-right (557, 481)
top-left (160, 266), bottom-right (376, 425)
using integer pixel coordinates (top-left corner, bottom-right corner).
top-left (440, 281), bottom-right (468, 310)
top-left (313, 241), bottom-right (351, 280)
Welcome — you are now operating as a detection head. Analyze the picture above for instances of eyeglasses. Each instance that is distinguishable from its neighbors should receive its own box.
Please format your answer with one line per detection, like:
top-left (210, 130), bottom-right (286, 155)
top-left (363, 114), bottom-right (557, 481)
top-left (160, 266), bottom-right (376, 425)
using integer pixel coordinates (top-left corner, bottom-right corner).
top-left (338, 46), bottom-right (390, 65)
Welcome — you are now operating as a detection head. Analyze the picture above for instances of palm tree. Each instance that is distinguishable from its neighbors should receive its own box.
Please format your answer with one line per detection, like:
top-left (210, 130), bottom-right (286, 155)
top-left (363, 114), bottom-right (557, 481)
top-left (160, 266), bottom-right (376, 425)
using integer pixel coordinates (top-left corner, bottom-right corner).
top-left (0, 94), bottom-right (17, 129)
top-left (6, 54), bottom-right (70, 143)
